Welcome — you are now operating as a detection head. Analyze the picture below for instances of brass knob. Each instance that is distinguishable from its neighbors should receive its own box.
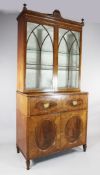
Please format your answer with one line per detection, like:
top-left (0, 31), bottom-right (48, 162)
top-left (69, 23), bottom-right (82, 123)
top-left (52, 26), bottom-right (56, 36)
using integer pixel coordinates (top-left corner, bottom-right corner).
top-left (72, 100), bottom-right (78, 106)
top-left (43, 102), bottom-right (50, 109)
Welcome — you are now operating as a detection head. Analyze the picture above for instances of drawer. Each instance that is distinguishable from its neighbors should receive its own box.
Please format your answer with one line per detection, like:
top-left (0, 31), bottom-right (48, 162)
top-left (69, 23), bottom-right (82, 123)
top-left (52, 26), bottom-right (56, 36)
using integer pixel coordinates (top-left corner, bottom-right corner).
top-left (29, 96), bottom-right (61, 116)
top-left (29, 93), bottom-right (88, 116)
top-left (61, 94), bottom-right (88, 111)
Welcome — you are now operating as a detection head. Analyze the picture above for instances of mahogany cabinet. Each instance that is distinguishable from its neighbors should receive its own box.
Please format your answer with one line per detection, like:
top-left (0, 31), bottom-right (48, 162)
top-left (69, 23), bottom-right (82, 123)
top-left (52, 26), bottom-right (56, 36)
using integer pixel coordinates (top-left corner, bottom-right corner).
top-left (16, 4), bottom-right (88, 170)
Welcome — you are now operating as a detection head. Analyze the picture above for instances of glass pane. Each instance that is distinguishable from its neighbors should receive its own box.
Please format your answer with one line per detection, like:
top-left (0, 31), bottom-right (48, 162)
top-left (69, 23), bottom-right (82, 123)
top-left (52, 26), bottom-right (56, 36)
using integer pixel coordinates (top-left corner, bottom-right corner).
top-left (58, 28), bottom-right (80, 88)
top-left (68, 70), bottom-right (79, 88)
top-left (58, 70), bottom-right (68, 88)
top-left (26, 22), bottom-right (53, 89)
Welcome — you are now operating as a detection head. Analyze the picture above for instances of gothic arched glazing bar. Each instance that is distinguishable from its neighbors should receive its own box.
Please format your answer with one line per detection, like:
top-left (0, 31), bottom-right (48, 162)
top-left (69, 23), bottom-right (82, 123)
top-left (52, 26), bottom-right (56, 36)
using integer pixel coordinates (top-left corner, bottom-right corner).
top-left (69, 39), bottom-right (79, 54)
top-left (27, 24), bottom-right (40, 43)
top-left (41, 34), bottom-right (49, 49)
top-left (27, 24), bottom-right (53, 51)
top-left (70, 30), bottom-right (79, 49)
top-left (58, 30), bottom-right (70, 52)
top-left (41, 25), bottom-right (53, 49)
top-left (27, 24), bottom-right (41, 50)
top-left (58, 30), bottom-right (80, 53)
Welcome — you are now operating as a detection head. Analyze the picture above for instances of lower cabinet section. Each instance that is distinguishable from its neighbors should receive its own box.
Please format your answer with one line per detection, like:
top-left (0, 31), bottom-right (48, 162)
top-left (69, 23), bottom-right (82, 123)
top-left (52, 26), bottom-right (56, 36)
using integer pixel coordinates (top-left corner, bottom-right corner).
top-left (16, 92), bottom-right (88, 170)
top-left (28, 113), bottom-right (60, 159)
top-left (27, 110), bottom-right (87, 159)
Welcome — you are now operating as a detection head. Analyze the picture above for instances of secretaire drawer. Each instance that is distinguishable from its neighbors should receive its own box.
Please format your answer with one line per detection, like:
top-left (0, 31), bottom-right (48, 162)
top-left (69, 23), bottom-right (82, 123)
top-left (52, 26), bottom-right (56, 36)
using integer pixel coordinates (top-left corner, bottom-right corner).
top-left (29, 96), bottom-right (61, 116)
top-left (61, 94), bottom-right (88, 111)
top-left (28, 93), bottom-right (88, 116)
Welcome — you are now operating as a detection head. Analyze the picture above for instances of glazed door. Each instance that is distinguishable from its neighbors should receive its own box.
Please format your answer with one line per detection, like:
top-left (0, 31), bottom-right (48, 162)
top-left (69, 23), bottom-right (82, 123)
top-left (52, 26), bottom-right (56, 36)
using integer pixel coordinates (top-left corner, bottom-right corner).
top-left (28, 113), bottom-right (60, 159)
top-left (58, 28), bottom-right (80, 89)
top-left (26, 22), bottom-right (54, 90)
top-left (60, 110), bottom-right (87, 149)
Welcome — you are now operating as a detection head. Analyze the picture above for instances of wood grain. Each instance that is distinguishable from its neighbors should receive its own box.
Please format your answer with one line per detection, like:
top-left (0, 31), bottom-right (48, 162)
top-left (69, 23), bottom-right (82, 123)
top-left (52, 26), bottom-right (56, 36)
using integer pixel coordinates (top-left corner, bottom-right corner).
top-left (60, 110), bottom-right (87, 149)
top-left (28, 113), bottom-right (60, 159)
top-left (16, 6), bottom-right (88, 170)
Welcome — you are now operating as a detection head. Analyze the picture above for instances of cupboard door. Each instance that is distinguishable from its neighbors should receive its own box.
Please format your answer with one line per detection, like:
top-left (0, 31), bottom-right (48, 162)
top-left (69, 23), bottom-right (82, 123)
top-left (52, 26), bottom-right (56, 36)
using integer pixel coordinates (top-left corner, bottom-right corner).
top-left (60, 110), bottom-right (87, 149)
top-left (58, 28), bottom-right (80, 89)
top-left (28, 113), bottom-right (60, 159)
top-left (26, 22), bottom-right (54, 90)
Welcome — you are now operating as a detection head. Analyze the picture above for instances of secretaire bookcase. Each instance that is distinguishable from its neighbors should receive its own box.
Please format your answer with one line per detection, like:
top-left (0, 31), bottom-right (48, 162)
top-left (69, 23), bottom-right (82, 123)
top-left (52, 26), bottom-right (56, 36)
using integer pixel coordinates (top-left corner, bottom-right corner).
top-left (16, 4), bottom-right (88, 170)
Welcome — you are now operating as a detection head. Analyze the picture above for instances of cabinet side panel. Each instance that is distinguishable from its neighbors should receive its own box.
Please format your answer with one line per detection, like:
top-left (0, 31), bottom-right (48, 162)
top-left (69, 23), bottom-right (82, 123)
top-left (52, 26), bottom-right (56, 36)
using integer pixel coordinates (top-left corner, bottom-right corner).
top-left (16, 110), bottom-right (28, 158)
top-left (16, 93), bottom-right (28, 115)
top-left (16, 93), bottom-right (28, 158)
top-left (17, 17), bottom-right (26, 92)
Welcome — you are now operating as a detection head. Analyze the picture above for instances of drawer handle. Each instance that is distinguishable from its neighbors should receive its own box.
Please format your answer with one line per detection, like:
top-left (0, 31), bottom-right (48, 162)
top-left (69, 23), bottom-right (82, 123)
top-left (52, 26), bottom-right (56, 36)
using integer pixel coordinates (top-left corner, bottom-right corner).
top-left (72, 100), bottom-right (78, 106)
top-left (43, 103), bottom-right (50, 109)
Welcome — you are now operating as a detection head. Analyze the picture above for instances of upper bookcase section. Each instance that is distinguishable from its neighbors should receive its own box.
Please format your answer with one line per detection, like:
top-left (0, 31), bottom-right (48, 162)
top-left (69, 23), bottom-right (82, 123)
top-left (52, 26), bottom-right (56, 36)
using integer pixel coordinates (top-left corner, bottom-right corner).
top-left (17, 4), bottom-right (84, 93)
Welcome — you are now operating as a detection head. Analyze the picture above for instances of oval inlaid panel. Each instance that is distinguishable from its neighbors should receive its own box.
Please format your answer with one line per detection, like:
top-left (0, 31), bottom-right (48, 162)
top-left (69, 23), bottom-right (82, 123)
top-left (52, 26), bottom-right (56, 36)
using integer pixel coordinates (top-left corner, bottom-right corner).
top-left (65, 116), bottom-right (83, 143)
top-left (35, 120), bottom-right (56, 150)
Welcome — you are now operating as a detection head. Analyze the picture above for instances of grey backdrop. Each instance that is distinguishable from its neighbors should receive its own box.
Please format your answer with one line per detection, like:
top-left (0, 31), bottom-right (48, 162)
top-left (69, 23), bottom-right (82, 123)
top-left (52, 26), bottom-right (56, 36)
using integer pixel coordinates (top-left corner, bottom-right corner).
top-left (0, 13), bottom-right (17, 142)
top-left (0, 12), bottom-right (100, 174)
top-left (0, 13), bottom-right (100, 139)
